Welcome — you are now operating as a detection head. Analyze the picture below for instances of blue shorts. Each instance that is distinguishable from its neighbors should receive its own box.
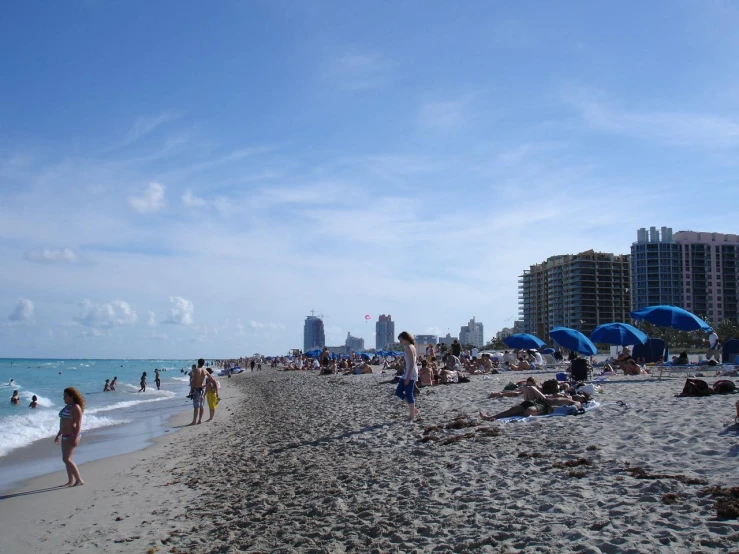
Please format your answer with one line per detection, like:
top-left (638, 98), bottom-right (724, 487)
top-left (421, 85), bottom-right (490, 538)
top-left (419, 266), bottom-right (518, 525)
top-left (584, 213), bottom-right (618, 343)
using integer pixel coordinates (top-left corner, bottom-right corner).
top-left (395, 379), bottom-right (416, 404)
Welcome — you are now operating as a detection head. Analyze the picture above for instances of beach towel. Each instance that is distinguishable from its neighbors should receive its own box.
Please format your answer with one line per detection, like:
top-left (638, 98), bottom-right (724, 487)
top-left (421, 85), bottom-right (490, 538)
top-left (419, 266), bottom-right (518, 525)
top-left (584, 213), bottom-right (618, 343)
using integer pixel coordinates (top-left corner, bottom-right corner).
top-left (497, 401), bottom-right (600, 424)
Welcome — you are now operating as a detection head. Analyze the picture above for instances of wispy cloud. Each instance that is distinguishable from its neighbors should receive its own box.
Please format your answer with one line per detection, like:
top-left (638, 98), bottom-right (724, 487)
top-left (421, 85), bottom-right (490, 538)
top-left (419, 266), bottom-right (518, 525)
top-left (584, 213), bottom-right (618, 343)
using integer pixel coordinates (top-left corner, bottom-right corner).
top-left (182, 189), bottom-right (207, 207)
top-left (326, 53), bottom-right (391, 90)
top-left (565, 87), bottom-right (739, 149)
top-left (418, 94), bottom-right (477, 130)
top-left (75, 299), bottom-right (137, 328)
top-left (122, 113), bottom-right (179, 147)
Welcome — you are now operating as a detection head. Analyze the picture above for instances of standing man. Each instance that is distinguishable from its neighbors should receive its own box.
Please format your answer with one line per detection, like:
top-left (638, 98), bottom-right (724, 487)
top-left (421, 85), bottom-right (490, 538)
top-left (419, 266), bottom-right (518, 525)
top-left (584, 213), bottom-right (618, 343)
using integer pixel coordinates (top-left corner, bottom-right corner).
top-left (452, 339), bottom-right (461, 358)
top-left (471, 346), bottom-right (479, 361)
top-left (189, 358), bottom-right (208, 425)
top-left (707, 331), bottom-right (720, 362)
top-left (154, 368), bottom-right (161, 390)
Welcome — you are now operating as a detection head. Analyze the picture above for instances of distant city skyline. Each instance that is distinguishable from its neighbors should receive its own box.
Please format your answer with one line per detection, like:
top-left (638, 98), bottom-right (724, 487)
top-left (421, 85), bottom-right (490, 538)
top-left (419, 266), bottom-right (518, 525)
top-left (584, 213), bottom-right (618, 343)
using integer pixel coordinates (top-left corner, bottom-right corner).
top-left (2, 2), bottom-right (738, 357)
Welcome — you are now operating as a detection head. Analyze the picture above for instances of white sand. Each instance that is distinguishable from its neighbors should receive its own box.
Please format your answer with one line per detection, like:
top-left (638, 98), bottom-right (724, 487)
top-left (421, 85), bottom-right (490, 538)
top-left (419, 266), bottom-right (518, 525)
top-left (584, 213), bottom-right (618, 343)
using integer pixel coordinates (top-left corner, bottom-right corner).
top-left (1, 367), bottom-right (738, 553)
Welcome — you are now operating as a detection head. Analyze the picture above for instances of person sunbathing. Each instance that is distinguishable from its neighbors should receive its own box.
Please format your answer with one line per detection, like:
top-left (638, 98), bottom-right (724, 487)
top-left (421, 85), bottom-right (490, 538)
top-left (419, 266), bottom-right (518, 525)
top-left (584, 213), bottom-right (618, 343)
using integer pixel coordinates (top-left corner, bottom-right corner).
top-left (624, 359), bottom-right (648, 375)
top-left (517, 357), bottom-right (532, 371)
top-left (480, 385), bottom-right (582, 420)
top-left (489, 377), bottom-right (538, 398)
top-left (419, 360), bottom-right (434, 386)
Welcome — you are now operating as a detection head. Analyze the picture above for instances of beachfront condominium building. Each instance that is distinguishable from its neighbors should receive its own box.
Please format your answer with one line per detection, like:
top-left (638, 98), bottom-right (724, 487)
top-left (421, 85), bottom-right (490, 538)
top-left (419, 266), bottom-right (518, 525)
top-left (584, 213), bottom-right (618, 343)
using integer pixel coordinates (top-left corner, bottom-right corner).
top-left (630, 227), bottom-right (682, 310)
top-left (375, 314), bottom-right (395, 350)
top-left (675, 230), bottom-right (739, 327)
top-left (630, 227), bottom-right (739, 327)
top-left (303, 315), bottom-right (326, 351)
top-left (345, 332), bottom-right (365, 353)
top-left (438, 333), bottom-right (458, 346)
top-left (459, 317), bottom-right (484, 348)
top-left (519, 250), bottom-right (631, 339)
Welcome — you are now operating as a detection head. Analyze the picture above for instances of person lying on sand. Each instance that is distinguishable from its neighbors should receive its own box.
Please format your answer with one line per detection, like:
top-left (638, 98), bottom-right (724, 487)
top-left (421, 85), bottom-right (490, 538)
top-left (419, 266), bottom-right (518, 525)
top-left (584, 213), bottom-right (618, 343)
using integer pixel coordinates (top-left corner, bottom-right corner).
top-left (625, 359), bottom-right (649, 375)
top-left (480, 385), bottom-right (582, 421)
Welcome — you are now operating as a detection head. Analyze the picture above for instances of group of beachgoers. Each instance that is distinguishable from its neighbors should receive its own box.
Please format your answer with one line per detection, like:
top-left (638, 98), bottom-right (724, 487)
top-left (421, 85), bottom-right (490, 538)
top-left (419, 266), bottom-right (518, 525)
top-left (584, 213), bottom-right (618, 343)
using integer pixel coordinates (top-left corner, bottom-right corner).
top-left (186, 359), bottom-right (221, 425)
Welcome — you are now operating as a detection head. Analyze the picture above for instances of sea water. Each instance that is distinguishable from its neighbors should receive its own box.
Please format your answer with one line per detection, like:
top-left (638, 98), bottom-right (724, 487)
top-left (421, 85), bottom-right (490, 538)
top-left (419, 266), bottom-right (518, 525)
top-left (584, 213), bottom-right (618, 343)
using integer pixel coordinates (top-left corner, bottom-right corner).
top-left (0, 358), bottom-right (196, 490)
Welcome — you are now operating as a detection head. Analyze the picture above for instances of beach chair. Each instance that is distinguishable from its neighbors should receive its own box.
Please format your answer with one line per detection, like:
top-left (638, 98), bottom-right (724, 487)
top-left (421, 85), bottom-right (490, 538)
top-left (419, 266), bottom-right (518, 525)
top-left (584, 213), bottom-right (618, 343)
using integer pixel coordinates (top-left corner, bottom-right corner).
top-left (633, 338), bottom-right (669, 364)
top-left (722, 339), bottom-right (739, 364)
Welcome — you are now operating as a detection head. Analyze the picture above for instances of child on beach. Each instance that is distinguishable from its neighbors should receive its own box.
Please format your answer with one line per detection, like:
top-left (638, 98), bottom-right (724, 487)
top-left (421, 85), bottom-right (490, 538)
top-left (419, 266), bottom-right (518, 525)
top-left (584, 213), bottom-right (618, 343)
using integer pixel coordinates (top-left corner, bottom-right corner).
top-left (395, 331), bottom-right (419, 421)
top-left (139, 372), bottom-right (147, 392)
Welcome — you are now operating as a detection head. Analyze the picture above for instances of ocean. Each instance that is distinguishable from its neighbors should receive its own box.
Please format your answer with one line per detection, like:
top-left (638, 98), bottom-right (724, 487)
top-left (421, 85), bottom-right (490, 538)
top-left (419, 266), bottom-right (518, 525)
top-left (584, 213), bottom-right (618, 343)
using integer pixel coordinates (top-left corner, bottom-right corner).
top-left (0, 358), bottom-right (197, 491)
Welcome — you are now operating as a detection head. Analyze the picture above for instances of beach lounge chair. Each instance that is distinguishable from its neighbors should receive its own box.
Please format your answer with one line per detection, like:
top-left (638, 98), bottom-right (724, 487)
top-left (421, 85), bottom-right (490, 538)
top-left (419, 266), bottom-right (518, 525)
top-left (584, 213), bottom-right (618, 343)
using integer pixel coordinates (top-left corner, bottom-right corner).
top-left (633, 338), bottom-right (669, 364)
top-left (722, 339), bottom-right (739, 364)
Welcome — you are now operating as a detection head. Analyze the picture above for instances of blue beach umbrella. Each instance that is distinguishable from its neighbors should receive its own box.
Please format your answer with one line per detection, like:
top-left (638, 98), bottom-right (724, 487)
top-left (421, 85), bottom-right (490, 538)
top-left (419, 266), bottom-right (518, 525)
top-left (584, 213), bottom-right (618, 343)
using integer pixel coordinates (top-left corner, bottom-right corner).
top-left (590, 322), bottom-right (648, 346)
top-left (540, 348), bottom-right (555, 355)
top-left (305, 349), bottom-right (323, 358)
top-left (502, 333), bottom-right (546, 350)
top-left (630, 305), bottom-right (712, 333)
top-left (549, 327), bottom-right (597, 356)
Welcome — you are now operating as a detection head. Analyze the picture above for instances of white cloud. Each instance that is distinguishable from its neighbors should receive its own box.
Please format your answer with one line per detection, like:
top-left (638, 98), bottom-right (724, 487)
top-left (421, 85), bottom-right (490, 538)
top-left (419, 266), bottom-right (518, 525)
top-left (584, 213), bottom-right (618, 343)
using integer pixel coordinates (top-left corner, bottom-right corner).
top-left (9, 298), bottom-right (34, 322)
top-left (25, 247), bottom-right (79, 265)
top-left (75, 299), bottom-right (137, 328)
top-left (129, 182), bottom-right (165, 213)
top-left (164, 296), bottom-right (194, 325)
top-left (249, 320), bottom-right (265, 328)
top-left (147, 310), bottom-right (156, 327)
top-left (182, 189), bottom-right (207, 207)
top-left (80, 328), bottom-right (107, 338)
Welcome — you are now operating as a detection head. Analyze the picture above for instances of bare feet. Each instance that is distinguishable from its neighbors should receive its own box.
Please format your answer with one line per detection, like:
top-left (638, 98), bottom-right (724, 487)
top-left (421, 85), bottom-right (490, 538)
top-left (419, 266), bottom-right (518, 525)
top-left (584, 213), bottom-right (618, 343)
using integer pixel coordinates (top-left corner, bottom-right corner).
top-left (72, 481), bottom-right (84, 487)
top-left (63, 481), bottom-right (74, 487)
top-left (479, 410), bottom-right (495, 421)
top-left (188, 422), bottom-right (197, 426)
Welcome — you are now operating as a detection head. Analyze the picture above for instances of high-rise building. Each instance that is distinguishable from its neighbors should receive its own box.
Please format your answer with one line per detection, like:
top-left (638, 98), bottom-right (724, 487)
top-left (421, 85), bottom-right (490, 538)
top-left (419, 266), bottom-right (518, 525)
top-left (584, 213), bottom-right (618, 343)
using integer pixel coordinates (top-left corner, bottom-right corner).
top-left (519, 250), bottom-right (631, 338)
top-left (303, 315), bottom-right (325, 351)
top-left (630, 227), bottom-right (739, 327)
top-left (459, 317), bottom-right (484, 348)
top-left (375, 314), bottom-right (395, 350)
top-left (414, 335), bottom-right (438, 346)
top-left (630, 227), bottom-right (682, 310)
top-left (674, 230), bottom-right (739, 327)
top-left (345, 332), bottom-right (365, 353)
top-left (438, 333), bottom-right (458, 346)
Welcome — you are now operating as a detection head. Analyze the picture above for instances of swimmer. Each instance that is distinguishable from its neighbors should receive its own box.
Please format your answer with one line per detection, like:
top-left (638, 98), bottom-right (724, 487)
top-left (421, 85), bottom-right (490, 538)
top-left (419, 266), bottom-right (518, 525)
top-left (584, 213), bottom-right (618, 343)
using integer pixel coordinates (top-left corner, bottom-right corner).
top-left (110, 376), bottom-right (117, 391)
top-left (103, 379), bottom-right (111, 392)
top-left (9, 379), bottom-right (15, 386)
top-left (11, 390), bottom-right (20, 405)
top-left (29, 395), bottom-right (38, 408)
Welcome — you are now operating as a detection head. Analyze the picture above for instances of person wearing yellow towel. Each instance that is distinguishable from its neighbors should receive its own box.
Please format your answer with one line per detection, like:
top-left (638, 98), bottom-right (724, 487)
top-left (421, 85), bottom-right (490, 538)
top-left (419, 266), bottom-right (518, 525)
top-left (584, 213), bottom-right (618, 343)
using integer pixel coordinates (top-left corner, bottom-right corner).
top-left (205, 368), bottom-right (221, 422)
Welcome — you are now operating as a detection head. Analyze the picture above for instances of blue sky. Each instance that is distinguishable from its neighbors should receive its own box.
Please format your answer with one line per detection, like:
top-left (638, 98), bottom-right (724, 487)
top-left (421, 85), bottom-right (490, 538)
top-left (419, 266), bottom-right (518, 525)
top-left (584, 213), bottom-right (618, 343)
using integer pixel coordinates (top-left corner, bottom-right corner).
top-left (1, 0), bottom-right (738, 358)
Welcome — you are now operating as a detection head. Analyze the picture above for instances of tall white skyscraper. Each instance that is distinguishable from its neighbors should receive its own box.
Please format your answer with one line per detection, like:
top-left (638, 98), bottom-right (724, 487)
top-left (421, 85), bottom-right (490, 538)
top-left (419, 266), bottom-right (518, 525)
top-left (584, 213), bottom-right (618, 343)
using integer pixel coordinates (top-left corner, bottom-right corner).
top-left (459, 317), bottom-right (484, 348)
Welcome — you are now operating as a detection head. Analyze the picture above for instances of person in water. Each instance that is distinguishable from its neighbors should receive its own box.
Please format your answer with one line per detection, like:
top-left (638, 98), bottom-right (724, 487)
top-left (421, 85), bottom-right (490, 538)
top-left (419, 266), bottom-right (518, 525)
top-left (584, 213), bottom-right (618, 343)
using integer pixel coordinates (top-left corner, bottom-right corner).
top-left (154, 368), bottom-right (161, 390)
top-left (29, 395), bottom-right (38, 408)
top-left (110, 376), bottom-right (117, 391)
top-left (139, 372), bottom-right (147, 392)
top-left (10, 390), bottom-right (20, 405)
top-left (55, 387), bottom-right (85, 487)
top-left (103, 379), bottom-right (111, 392)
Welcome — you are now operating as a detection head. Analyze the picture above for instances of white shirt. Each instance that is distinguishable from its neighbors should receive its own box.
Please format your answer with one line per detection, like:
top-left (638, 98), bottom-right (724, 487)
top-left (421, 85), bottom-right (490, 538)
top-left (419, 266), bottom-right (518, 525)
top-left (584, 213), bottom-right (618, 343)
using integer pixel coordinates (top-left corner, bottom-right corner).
top-left (534, 352), bottom-right (544, 365)
top-left (709, 332), bottom-right (718, 348)
top-left (313, 359), bottom-right (320, 370)
top-left (402, 345), bottom-right (418, 381)
top-left (471, 347), bottom-right (479, 357)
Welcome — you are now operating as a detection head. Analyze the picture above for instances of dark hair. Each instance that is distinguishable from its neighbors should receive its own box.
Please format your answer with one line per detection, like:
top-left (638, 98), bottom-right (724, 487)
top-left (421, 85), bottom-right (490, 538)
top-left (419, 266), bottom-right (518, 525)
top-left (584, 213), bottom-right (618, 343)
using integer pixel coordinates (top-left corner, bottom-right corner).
top-left (540, 380), bottom-right (559, 395)
top-left (398, 331), bottom-right (415, 345)
top-left (198, 358), bottom-right (205, 367)
top-left (63, 387), bottom-right (85, 411)
top-left (32, 395), bottom-right (37, 401)
top-left (143, 371), bottom-right (147, 376)
top-left (206, 368), bottom-right (213, 374)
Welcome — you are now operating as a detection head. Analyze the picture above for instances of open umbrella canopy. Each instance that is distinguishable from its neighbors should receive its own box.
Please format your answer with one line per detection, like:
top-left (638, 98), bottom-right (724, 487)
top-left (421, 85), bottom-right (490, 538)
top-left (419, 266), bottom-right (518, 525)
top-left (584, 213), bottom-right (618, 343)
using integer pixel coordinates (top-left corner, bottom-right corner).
top-left (540, 348), bottom-right (555, 355)
top-left (590, 322), bottom-right (648, 346)
top-left (630, 305), bottom-right (712, 332)
top-left (549, 327), bottom-right (597, 356)
top-left (304, 349), bottom-right (323, 358)
top-left (502, 333), bottom-right (546, 350)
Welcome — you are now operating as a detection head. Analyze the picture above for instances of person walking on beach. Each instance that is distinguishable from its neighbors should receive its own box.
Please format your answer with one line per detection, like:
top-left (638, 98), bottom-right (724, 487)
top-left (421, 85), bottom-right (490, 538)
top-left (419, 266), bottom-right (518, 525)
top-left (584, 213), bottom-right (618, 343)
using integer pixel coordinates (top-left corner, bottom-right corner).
top-left (395, 331), bottom-right (419, 422)
top-left (139, 372), bottom-right (147, 392)
top-left (154, 368), bottom-right (161, 390)
top-left (205, 368), bottom-right (220, 422)
top-left (707, 331), bottom-right (720, 362)
top-left (55, 387), bottom-right (85, 487)
top-left (189, 358), bottom-right (208, 425)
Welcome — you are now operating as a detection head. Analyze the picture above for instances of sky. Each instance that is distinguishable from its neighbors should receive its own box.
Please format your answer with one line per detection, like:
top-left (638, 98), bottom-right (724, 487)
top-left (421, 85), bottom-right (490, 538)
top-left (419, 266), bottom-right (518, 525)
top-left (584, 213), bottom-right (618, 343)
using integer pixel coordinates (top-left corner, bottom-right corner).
top-left (1, 0), bottom-right (739, 358)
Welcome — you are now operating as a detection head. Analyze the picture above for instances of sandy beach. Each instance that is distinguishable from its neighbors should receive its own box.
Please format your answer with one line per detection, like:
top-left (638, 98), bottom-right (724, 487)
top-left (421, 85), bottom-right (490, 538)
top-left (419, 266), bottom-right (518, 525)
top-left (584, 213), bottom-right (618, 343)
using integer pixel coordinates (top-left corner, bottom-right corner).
top-left (1, 366), bottom-right (738, 553)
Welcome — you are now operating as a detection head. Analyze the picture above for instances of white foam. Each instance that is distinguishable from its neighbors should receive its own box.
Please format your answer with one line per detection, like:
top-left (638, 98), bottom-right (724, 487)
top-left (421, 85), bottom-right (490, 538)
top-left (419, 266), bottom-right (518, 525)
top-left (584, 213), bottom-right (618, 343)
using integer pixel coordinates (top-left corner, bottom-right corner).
top-left (170, 376), bottom-right (190, 383)
top-left (19, 390), bottom-right (54, 408)
top-left (85, 393), bottom-right (175, 415)
top-left (0, 410), bottom-right (127, 458)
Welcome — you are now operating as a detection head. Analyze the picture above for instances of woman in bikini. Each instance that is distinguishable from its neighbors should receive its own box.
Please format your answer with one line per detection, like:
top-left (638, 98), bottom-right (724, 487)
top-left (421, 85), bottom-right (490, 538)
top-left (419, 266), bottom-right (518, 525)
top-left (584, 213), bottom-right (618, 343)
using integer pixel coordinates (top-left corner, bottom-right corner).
top-left (54, 387), bottom-right (85, 487)
top-left (480, 384), bottom-right (581, 421)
